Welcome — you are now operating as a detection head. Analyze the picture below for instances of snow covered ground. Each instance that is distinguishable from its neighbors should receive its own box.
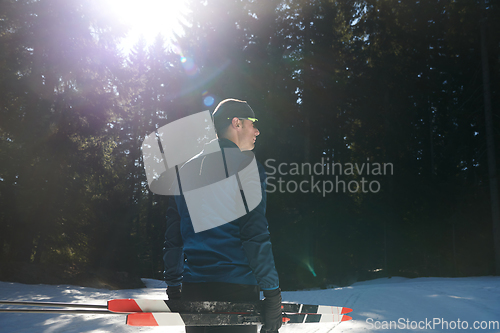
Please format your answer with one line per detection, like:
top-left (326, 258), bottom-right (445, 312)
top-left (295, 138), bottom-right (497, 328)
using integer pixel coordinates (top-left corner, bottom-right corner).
top-left (1, 276), bottom-right (499, 332)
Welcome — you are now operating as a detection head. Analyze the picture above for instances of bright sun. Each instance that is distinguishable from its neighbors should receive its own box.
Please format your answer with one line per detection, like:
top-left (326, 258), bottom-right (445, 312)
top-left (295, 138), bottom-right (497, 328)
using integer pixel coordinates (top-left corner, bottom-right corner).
top-left (104, 0), bottom-right (190, 53)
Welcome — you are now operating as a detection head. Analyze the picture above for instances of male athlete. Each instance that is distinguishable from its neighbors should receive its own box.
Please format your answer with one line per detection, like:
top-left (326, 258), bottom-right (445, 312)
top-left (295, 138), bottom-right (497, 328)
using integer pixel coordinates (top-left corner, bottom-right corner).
top-left (163, 99), bottom-right (282, 333)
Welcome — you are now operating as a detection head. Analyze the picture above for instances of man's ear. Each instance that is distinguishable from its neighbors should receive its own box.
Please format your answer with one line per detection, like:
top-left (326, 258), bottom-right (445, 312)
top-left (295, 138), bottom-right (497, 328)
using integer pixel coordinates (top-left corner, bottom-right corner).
top-left (231, 117), bottom-right (240, 129)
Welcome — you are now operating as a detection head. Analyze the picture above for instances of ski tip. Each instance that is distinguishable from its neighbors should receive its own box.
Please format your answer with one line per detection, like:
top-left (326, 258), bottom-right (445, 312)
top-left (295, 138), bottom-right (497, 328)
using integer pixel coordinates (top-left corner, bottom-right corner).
top-left (108, 299), bottom-right (142, 313)
top-left (341, 307), bottom-right (353, 314)
top-left (341, 315), bottom-right (353, 322)
top-left (282, 316), bottom-right (291, 323)
top-left (127, 313), bottom-right (158, 326)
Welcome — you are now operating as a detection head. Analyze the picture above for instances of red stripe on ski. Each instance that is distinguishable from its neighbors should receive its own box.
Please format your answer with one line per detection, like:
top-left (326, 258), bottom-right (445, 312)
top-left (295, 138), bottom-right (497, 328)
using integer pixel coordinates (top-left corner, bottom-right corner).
top-left (126, 312), bottom-right (158, 326)
top-left (108, 299), bottom-right (142, 313)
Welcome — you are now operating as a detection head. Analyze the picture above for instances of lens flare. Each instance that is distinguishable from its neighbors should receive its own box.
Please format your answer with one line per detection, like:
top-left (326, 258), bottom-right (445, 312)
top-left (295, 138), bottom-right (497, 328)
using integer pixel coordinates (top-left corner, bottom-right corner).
top-left (202, 91), bottom-right (215, 107)
top-left (305, 262), bottom-right (317, 277)
top-left (204, 95), bottom-right (215, 107)
top-left (173, 44), bottom-right (198, 76)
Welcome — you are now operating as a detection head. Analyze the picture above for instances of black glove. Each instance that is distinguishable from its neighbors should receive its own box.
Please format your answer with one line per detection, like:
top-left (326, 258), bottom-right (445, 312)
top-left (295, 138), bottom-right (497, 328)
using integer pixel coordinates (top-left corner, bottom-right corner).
top-left (260, 288), bottom-right (282, 333)
top-left (166, 285), bottom-right (181, 300)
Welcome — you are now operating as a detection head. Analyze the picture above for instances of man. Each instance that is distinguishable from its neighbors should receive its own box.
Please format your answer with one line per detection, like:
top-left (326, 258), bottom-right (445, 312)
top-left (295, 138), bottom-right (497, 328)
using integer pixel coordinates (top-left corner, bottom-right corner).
top-left (163, 99), bottom-right (282, 333)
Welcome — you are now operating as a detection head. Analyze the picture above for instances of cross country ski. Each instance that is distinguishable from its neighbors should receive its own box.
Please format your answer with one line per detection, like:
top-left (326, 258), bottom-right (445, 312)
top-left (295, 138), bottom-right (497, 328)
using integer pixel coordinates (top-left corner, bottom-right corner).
top-left (126, 312), bottom-right (353, 327)
top-left (0, 299), bottom-right (354, 327)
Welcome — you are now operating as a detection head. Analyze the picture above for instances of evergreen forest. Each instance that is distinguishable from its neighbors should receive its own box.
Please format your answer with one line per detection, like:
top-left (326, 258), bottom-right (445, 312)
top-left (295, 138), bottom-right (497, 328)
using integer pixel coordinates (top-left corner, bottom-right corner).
top-left (1, 0), bottom-right (499, 290)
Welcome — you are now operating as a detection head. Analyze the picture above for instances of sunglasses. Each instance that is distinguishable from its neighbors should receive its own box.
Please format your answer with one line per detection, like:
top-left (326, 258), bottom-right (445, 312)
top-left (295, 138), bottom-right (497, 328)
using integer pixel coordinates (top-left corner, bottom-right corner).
top-left (228, 117), bottom-right (258, 122)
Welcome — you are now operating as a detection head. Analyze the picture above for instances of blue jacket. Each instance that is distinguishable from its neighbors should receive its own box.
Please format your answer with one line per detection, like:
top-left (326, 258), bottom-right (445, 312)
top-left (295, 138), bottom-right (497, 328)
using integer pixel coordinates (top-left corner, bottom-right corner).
top-left (163, 138), bottom-right (279, 290)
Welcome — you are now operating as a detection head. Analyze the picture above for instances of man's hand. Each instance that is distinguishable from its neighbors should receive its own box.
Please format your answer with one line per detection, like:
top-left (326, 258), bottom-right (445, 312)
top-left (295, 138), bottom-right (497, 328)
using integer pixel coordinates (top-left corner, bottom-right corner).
top-left (166, 285), bottom-right (182, 300)
top-left (260, 288), bottom-right (282, 332)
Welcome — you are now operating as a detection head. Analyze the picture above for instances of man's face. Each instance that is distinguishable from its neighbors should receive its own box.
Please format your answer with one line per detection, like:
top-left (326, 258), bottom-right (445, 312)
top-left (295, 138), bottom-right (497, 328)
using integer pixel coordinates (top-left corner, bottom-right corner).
top-left (238, 119), bottom-right (260, 151)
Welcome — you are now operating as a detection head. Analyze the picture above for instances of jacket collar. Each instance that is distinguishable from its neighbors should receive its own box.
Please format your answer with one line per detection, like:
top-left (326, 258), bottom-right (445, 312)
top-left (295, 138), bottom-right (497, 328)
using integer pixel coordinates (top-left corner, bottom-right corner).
top-left (217, 137), bottom-right (239, 149)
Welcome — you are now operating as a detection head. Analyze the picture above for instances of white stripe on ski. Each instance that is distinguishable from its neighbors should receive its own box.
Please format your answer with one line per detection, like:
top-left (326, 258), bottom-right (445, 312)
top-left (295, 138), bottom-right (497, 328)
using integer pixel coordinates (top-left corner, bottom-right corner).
top-left (135, 299), bottom-right (171, 312)
top-left (152, 312), bottom-right (186, 326)
top-left (317, 305), bottom-right (343, 315)
top-left (299, 313), bottom-right (345, 323)
top-left (316, 314), bottom-right (344, 322)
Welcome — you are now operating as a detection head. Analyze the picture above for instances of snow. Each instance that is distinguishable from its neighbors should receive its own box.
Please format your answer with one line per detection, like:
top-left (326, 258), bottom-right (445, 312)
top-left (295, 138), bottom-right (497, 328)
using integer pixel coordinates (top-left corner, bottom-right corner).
top-left (1, 276), bottom-right (500, 332)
